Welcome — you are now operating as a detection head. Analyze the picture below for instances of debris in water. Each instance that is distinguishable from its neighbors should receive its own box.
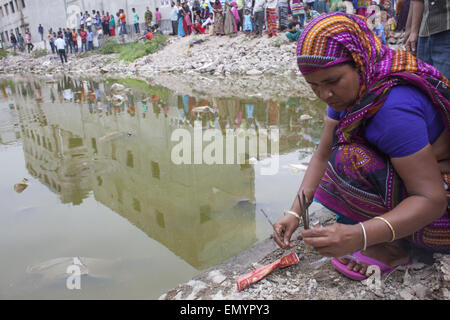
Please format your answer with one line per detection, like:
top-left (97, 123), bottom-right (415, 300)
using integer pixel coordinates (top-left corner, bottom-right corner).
top-left (98, 131), bottom-right (133, 143)
top-left (192, 106), bottom-right (215, 113)
top-left (14, 178), bottom-right (29, 193)
top-left (300, 114), bottom-right (313, 121)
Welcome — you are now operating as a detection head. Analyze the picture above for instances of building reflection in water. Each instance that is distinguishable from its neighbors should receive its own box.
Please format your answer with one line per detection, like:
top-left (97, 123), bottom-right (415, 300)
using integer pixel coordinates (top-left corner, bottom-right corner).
top-left (1, 76), bottom-right (324, 270)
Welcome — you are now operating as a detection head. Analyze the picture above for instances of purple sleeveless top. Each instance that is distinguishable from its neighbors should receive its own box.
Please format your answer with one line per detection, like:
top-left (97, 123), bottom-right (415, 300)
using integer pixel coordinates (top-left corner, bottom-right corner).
top-left (327, 85), bottom-right (445, 157)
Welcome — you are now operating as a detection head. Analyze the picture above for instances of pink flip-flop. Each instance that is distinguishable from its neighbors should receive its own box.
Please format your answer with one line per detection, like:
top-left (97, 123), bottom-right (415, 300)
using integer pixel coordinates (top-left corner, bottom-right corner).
top-left (331, 250), bottom-right (399, 281)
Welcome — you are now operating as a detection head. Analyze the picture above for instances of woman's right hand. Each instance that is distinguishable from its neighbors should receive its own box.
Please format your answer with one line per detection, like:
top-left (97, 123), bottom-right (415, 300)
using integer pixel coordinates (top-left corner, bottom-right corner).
top-left (273, 213), bottom-right (300, 249)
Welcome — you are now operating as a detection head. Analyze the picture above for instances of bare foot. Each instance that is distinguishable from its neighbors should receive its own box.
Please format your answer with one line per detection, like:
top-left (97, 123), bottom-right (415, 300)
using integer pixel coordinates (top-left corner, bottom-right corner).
top-left (338, 240), bottom-right (410, 276)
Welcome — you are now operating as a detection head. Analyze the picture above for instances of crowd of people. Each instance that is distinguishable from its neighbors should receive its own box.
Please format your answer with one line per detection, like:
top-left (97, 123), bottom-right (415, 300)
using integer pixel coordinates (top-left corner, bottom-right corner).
top-left (168, 0), bottom-right (401, 44)
top-left (3, 0), bottom-right (445, 80)
top-left (6, 0), bottom-right (407, 61)
top-left (8, 29), bottom-right (35, 54)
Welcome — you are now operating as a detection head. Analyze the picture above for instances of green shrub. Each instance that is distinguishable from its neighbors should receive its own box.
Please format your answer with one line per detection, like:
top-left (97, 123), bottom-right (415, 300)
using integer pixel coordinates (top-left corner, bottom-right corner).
top-left (32, 48), bottom-right (48, 58)
top-left (92, 35), bottom-right (168, 62)
top-left (0, 49), bottom-right (8, 59)
top-left (117, 35), bottom-right (168, 62)
top-left (97, 39), bottom-right (122, 54)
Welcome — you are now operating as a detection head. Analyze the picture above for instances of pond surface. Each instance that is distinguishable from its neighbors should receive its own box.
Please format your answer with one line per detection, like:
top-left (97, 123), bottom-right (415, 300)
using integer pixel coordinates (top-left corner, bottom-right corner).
top-left (0, 76), bottom-right (325, 299)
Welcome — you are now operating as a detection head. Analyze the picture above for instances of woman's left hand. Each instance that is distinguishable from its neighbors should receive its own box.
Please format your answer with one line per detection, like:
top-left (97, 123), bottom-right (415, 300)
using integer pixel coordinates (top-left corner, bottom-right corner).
top-left (300, 223), bottom-right (362, 257)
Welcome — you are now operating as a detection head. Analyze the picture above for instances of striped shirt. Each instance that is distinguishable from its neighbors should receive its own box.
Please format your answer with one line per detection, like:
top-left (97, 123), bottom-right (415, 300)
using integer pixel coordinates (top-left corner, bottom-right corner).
top-left (290, 0), bottom-right (305, 15)
top-left (419, 0), bottom-right (450, 37)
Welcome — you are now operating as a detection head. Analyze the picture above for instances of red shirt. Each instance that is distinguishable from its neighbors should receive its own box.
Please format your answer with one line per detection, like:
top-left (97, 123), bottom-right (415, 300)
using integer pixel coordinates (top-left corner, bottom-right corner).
top-left (144, 31), bottom-right (154, 41)
top-left (79, 30), bottom-right (87, 43)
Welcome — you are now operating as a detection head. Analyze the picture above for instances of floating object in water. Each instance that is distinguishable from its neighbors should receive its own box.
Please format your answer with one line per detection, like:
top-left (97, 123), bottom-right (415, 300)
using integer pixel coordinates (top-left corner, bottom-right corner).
top-left (192, 106), bottom-right (214, 113)
top-left (236, 252), bottom-right (299, 292)
top-left (14, 178), bottom-right (29, 193)
top-left (98, 131), bottom-right (133, 143)
top-left (300, 114), bottom-right (313, 121)
top-left (111, 94), bottom-right (126, 105)
top-left (26, 256), bottom-right (116, 281)
top-left (110, 83), bottom-right (126, 93)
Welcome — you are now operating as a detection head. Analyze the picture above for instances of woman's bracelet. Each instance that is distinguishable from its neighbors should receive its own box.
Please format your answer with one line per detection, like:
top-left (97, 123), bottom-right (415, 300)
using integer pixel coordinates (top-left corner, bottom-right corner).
top-left (359, 222), bottom-right (367, 251)
top-left (284, 210), bottom-right (300, 221)
top-left (373, 216), bottom-right (396, 242)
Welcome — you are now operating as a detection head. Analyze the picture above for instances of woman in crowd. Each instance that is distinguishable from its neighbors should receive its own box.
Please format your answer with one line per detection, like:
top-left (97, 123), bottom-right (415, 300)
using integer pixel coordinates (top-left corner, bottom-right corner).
top-left (212, 0), bottom-right (225, 36)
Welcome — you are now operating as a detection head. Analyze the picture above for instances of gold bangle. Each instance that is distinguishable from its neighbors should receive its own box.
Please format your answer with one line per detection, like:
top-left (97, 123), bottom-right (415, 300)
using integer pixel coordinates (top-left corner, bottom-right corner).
top-left (373, 216), bottom-right (396, 242)
top-left (284, 210), bottom-right (300, 221)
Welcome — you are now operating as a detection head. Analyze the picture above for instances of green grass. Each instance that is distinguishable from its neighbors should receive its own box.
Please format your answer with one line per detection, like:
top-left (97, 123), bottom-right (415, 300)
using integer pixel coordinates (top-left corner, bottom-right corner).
top-left (89, 35), bottom-right (168, 63)
top-left (0, 48), bottom-right (20, 59)
top-left (0, 49), bottom-right (8, 59)
top-left (32, 48), bottom-right (48, 58)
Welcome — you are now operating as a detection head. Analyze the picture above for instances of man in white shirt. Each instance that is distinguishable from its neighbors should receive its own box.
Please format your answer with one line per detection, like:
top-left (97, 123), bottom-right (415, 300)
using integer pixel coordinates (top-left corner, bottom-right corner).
top-left (86, 14), bottom-right (93, 32)
top-left (54, 35), bottom-right (68, 64)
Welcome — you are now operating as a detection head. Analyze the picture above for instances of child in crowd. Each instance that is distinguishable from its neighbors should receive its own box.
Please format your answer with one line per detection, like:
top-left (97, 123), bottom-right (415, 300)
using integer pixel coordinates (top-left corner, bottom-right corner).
top-left (305, 6), bottom-right (320, 22)
top-left (87, 29), bottom-right (94, 50)
top-left (192, 13), bottom-right (207, 34)
top-left (137, 28), bottom-right (154, 42)
top-left (202, 12), bottom-right (214, 35)
top-left (243, 9), bottom-right (253, 36)
top-left (151, 23), bottom-right (164, 35)
top-left (285, 21), bottom-right (302, 42)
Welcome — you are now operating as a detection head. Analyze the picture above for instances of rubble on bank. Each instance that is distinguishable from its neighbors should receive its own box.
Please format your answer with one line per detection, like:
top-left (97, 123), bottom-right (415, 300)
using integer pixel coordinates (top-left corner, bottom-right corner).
top-left (0, 33), bottom-right (314, 100)
top-left (0, 31), bottom-right (407, 101)
top-left (160, 207), bottom-right (450, 300)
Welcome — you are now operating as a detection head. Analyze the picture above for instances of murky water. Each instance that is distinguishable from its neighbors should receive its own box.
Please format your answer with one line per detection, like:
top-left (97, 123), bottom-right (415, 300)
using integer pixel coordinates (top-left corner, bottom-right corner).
top-left (0, 75), bottom-right (325, 299)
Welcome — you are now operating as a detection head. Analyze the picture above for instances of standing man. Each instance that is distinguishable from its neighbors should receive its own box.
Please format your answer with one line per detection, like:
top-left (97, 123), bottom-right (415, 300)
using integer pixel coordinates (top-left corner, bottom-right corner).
top-left (119, 9), bottom-right (128, 35)
top-left (86, 13), bottom-right (93, 32)
top-left (79, 28), bottom-right (87, 52)
top-left (17, 33), bottom-right (24, 52)
top-left (38, 24), bottom-right (44, 41)
top-left (145, 7), bottom-right (153, 28)
top-left (72, 29), bottom-right (78, 54)
top-left (54, 35), bottom-right (68, 64)
top-left (87, 29), bottom-right (94, 51)
top-left (155, 8), bottom-right (162, 27)
top-left (170, 2), bottom-right (179, 35)
top-left (253, 0), bottom-right (266, 37)
top-left (48, 31), bottom-right (56, 54)
top-left (10, 33), bottom-right (17, 51)
top-left (132, 8), bottom-right (140, 34)
top-left (79, 12), bottom-right (85, 29)
top-left (404, 0), bottom-right (450, 79)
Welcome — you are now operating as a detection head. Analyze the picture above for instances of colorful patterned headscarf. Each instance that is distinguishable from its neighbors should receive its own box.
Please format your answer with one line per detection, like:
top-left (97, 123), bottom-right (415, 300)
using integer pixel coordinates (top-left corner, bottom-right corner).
top-left (296, 12), bottom-right (450, 144)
